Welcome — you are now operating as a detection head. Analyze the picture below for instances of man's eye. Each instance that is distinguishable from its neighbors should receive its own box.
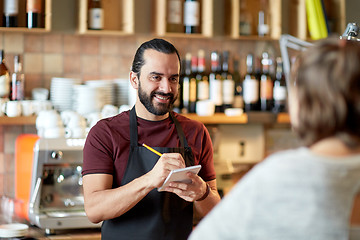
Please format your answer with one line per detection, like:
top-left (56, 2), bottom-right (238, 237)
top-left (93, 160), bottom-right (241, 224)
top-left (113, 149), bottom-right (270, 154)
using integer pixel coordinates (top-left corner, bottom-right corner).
top-left (151, 75), bottom-right (161, 81)
top-left (170, 77), bottom-right (179, 83)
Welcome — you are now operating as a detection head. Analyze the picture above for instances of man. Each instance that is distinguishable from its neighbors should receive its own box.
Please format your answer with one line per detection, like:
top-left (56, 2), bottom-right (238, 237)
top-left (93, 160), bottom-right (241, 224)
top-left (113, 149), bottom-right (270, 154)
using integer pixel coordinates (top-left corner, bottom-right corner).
top-left (82, 38), bottom-right (220, 240)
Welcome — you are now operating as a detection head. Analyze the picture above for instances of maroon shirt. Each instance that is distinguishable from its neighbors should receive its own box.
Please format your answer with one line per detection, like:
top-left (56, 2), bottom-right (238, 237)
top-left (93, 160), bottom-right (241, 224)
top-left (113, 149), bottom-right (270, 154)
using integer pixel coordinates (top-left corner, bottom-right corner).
top-left (82, 110), bottom-right (216, 187)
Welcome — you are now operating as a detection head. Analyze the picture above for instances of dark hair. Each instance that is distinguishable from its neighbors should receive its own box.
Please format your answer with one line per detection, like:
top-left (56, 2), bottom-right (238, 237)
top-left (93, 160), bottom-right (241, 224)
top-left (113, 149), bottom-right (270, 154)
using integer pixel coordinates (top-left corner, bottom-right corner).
top-left (292, 37), bottom-right (360, 148)
top-left (131, 38), bottom-right (181, 77)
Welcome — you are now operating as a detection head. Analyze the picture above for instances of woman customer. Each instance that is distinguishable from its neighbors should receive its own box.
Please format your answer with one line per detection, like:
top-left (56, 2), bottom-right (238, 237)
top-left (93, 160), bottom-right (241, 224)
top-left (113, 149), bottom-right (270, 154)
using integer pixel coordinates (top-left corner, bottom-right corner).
top-left (189, 37), bottom-right (360, 240)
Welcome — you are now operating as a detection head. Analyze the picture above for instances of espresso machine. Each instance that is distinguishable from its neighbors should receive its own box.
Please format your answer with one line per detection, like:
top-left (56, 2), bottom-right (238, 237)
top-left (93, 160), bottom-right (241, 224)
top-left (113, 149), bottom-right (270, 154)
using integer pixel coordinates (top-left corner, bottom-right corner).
top-left (15, 135), bottom-right (101, 234)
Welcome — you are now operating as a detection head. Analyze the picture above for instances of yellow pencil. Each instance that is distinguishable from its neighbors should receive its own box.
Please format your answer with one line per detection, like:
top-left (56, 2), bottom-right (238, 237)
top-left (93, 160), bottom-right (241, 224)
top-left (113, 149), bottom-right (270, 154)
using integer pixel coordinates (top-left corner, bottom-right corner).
top-left (142, 143), bottom-right (163, 157)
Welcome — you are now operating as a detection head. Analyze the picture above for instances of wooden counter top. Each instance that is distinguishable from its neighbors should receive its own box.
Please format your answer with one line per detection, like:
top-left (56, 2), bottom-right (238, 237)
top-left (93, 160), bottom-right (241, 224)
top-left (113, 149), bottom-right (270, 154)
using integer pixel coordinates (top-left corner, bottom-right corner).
top-left (28, 227), bottom-right (101, 239)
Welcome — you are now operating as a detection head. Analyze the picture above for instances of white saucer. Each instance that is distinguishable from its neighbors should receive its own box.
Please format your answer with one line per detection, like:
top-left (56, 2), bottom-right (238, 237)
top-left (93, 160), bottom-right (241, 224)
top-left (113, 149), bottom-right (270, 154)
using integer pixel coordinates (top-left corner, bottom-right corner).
top-left (0, 223), bottom-right (29, 238)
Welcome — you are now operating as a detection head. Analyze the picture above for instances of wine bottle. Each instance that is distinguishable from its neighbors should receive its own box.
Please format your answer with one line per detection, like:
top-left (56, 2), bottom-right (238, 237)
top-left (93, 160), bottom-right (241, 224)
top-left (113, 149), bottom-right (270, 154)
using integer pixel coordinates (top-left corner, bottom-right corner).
top-left (189, 55), bottom-right (198, 113)
top-left (167, 0), bottom-right (183, 33)
top-left (11, 55), bottom-right (25, 101)
top-left (0, 50), bottom-right (10, 99)
top-left (26, 0), bottom-right (42, 28)
top-left (273, 57), bottom-right (287, 113)
top-left (209, 51), bottom-right (223, 112)
top-left (243, 54), bottom-right (259, 112)
top-left (260, 52), bottom-right (273, 111)
top-left (258, 0), bottom-right (270, 37)
top-left (88, 0), bottom-right (104, 30)
top-left (173, 58), bottom-right (185, 113)
top-left (196, 49), bottom-right (209, 102)
top-left (3, 0), bottom-right (18, 27)
top-left (233, 57), bottom-right (244, 109)
top-left (221, 51), bottom-right (234, 110)
top-left (184, 0), bottom-right (200, 34)
top-left (181, 53), bottom-right (192, 113)
top-left (239, 0), bottom-right (252, 36)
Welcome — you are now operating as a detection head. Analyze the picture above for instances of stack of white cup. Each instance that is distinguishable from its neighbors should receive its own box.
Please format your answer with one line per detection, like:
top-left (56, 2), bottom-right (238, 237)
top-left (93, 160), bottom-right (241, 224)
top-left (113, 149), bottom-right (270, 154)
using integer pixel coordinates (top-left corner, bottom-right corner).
top-left (61, 111), bottom-right (87, 139)
top-left (36, 110), bottom-right (65, 138)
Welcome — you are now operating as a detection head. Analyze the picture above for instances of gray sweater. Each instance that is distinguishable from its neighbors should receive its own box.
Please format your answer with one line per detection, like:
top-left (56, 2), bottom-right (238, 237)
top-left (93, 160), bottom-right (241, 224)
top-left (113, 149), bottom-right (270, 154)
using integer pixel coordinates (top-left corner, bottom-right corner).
top-left (189, 147), bottom-right (360, 240)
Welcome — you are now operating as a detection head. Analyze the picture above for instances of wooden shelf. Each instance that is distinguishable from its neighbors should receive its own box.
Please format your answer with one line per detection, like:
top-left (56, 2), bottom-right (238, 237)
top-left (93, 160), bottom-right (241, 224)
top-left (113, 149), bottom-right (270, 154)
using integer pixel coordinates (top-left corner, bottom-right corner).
top-left (184, 112), bottom-right (290, 125)
top-left (285, 0), bottom-right (345, 40)
top-left (184, 113), bottom-right (248, 124)
top-left (154, 0), bottom-right (213, 37)
top-left (0, 113), bottom-right (290, 126)
top-left (0, 0), bottom-right (51, 32)
top-left (226, 0), bottom-right (281, 39)
top-left (0, 116), bottom-right (37, 125)
top-left (77, 0), bottom-right (134, 35)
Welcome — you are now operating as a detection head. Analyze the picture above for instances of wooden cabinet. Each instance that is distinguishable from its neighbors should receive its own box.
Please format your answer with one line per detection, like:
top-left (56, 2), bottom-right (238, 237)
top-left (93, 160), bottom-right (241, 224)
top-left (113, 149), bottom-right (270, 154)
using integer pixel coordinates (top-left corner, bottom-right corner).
top-left (284, 0), bottom-right (346, 40)
top-left (77, 0), bottom-right (134, 36)
top-left (154, 0), bottom-right (213, 37)
top-left (0, 0), bottom-right (51, 33)
top-left (226, 0), bottom-right (282, 39)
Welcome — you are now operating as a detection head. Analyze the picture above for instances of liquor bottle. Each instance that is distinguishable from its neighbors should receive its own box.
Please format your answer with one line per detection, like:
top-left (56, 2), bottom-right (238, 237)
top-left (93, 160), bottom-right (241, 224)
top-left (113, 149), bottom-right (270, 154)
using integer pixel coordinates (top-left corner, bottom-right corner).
top-left (183, 0), bottom-right (200, 34)
top-left (221, 51), bottom-right (234, 110)
top-left (260, 52), bottom-right (273, 111)
top-left (177, 58), bottom-right (186, 112)
top-left (258, 0), bottom-right (270, 37)
top-left (239, 0), bottom-right (252, 35)
top-left (26, 0), bottom-right (42, 28)
top-left (273, 57), bottom-right (287, 113)
top-left (209, 51), bottom-right (223, 112)
top-left (88, 0), bottom-right (104, 30)
top-left (188, 55), bottom-right (198, 113)
top-left (242, 54), bottom-right (259, 112)
top-left (0, 50), bottom-right (10, 98)
top-left (181, 53), bottom-right (192, 113)
top-left (233, 57), bottom-right (244, 109)
top-left (196, 49), bottom-right (209, 102)
top-left (167, 0), bottom-right (183, 33)
top-left (3, 0), bottom-right (18, 27)
top-left (11, 55), bottom-right (25, 101)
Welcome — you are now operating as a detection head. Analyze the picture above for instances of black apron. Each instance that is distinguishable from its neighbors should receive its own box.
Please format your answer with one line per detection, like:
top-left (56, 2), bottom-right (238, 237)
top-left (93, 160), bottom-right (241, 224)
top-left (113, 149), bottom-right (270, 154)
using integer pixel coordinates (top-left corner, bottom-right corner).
top-left (101, 107), bottom-right (195, 240)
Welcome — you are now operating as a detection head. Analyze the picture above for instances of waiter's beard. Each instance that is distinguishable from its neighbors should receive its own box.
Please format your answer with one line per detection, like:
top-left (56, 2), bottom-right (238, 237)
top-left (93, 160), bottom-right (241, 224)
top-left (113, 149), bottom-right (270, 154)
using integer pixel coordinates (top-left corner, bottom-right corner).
top-left (138, 81), bottom-right (177, 116)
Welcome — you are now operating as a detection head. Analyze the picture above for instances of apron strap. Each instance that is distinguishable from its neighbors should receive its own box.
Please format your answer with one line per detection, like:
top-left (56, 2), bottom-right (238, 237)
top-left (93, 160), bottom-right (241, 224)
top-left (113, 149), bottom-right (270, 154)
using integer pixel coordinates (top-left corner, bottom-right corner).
top-left (129, 107), bottom-right (138, 147)
top-left (169, 112), bottom-right (189, 148)
top-left (129, 107), bottom-right (190, 148)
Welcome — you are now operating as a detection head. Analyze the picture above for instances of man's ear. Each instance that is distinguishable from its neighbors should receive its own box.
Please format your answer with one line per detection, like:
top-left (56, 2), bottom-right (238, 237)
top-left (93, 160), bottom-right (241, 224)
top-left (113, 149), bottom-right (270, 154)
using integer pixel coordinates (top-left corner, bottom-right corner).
top-left (129, 71), bottom-right (139, 89)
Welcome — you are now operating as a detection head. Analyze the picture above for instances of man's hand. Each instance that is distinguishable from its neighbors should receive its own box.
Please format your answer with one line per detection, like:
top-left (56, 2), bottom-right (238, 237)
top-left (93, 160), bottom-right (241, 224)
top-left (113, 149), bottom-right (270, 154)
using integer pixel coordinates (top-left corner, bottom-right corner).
top-left (163, 172), bottom-right (207, 202)
top-left (145, 153), bottom-right (186, 189)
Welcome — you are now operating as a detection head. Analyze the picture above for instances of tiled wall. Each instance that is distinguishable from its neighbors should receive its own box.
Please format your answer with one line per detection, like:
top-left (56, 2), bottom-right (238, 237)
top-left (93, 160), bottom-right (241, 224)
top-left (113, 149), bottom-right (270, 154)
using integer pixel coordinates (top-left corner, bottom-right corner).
top-left (0, 32), bottom-right (288, 198)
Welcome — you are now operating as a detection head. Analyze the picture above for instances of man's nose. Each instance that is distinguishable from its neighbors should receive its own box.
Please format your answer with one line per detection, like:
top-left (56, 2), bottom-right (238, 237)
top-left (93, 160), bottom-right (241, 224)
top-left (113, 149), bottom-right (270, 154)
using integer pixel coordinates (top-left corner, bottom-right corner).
top-left (158, 78), bottom-right (172, 93)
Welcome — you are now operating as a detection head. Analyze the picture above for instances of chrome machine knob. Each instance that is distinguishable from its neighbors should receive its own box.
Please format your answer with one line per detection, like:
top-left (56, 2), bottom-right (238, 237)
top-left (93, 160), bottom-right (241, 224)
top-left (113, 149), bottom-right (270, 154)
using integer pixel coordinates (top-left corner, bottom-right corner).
top-left (51, 150), bottom-right (63, 160)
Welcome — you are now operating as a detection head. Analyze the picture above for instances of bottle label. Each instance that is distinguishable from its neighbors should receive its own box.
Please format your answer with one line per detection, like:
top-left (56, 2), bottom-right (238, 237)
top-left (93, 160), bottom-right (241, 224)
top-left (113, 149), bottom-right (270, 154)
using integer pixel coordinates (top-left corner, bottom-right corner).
top-left (182, 77), bottom-right (190, 107)
top-left (168, 0), bottom-right (182, 24)
top-left (260, 77), bottom-right (273, 99)
top-left (0, 74), bottom-right (10, 98)
top-left (189, 78), bottom-right (197, 102)
top-left (210, 78), bottom-right (222, 105)
top-left (89, 8), bottom-right (104, 29)
top-left (4, 0), bottom-right (19, 15)
top-left (273, 86), bottom-right (287, 101)
top-left (197, 80), bottom-right (209, 100)
top-left (222, 79), bottom-right (235, 104)
top-left (243, 77), bottom-right (258, 104)
top-left (184, 1), bottom-right (199, 27)
top-left (27, 0), bottom-right (42, 13)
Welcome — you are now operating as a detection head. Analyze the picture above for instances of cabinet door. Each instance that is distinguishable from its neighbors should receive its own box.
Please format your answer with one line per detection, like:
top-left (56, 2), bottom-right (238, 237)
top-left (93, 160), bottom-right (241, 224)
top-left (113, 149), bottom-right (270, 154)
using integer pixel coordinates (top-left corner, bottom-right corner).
top-left (78, 0), bottom-right (134, 36)
top-left (154, 0), bottom-right (213, 38)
